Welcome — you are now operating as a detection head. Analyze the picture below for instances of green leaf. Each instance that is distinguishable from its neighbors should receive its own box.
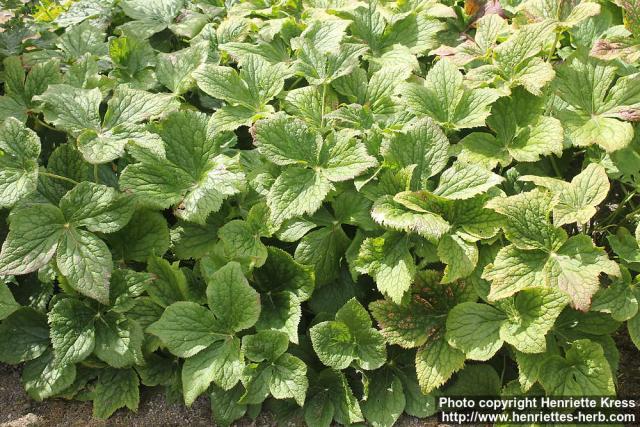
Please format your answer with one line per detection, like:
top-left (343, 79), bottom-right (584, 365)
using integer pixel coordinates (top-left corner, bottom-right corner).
top-left (182, 337), bottom-right (243, 406)
top-left (0, 307), bottom-right (50, 364)
top-left (467, 21), bottom-right (556, 95)
top-left (332, 189), bottom-right (377, 230)
top-left (305, 369), bottom-right (363, 426)
top-left (292, 20), bottom-right (351, 53)
top-left (206, 262), bottom-right (260, 333)
top-left (76, 126), bottom-right (163, 166)
top-left (304, 392), bottom-right (335, 427)
top-left (294, 225), bottom-right (350, 287)
top-left (49, 298), bottom-right (96, 365)
top-left (319, 131), bottom-right (377, 182)
top-left (240, 352), bottom-right (308, 406)
top-left (36, 84), bottom-right (102, 133)
top-left (522, 163), bottom-right (610, 226)
top-left (400, 59), bottom-right (499, 130)
top-left (105, 85), bottom-right (179, 128)
top-left (93, 368), bottom-right (140, 419)
top-left (310, 298), bottom-right (386, 370)
top-left (361, 369), bottom-right (405, 427)
top-left (269, 353), bottom-right (308, 406)
top-left (335, 4), bottom-right (386, 53)
top-left (445, 364), bottom-right (502, 396)
top-left (458, 89), bottom-right (563, 168)
top-left (629, 309), bottom-right (640, 350)
top-left (415, 337), bottom-right (466, 393)
top-left (195, 54), bottom-right (285, 114)
top-left (209, 106), bottom-right (258, 133)
top-left (609, 224), bottom-right (640, 266)
top-left (242, 330), bottom-right (289, 362)
top-left (294, 40), bottom-right (368, 85)
top-left (382, 117), bottom-right (450, 188)
top-left (397, 367), bottom-right (436, 418)
top-left (210, 384), bottom-right (247, 427)
top-left (110, 269), bottom-right (154, 312)
top-left (255, 247), bottom-right (315, 301)
top-left (382, 11), bottom-right (445, 55)
top-left (592, 270), bottom-right (639, 321)
top-left (0, 95), bottom-right (28, 124)
top-left (38, 144), bottom-right (89, 203)
top-left (59, 182), bottom-right (134, 233)
top-left (119, 0), bottom-right (183, 36)
top-left (253, 249), bottom-right (314, 343)
top-left (539, 339), bottom-right (615, 395)
top-left (0, 283), bottom-right (20, 320)
top-left (434, 161), bottom-right (504, 200)
top-left (156, 45), bottom-right (207, 95)
top-left (0, 204), bottom-right (64, 275)
top-left (21, 58), bottom-right (60, 101)
top-left (283, 85), bottom-right (338, 128)
top-left (254, 113), bottom-right (319, 166)
top-left (481, 247), bottom-right (542, 300)
top-left (486, 189), bottom-right (566, 251)
top-left (267, 167), bottom-right (332, 225)
top-left (120, 111), bottom-right (244, 223)
top-left (94, 311), bottom-right (144, 368)
top-left (56, 228), bottom-right (112, 305)
top-left (172, 219), bottom-right (220, 260)
top-left (257, 293), bottom-right (302, 344)
top-left (0, 118), bottom-right (41, 207)
top-left (555, 53), bottom-right (640, 152)
top-left (107, 35), bottom-right (156, 88)
top-left (146, 256), bottom-right (189, 307)
top-left (355, 232), bottom-right (416, 303)
top-left (499, 288), bottom-right (569, 353)
top-left (394, 191), bottom-right (502, 242)
top-left (107, 209), bottom-right (170, 262)
top-left (309, 321), bottom-right (356, 369)
top-left (147, 301), bottom-right (225, 358)
top-left (446, 302), bottom-right (506, 360)
top-left (522, 0), bottom-right (600, 27)
top-left (57, 20), bottom-right (108, 59)
top-left (22, 349), bottom-right (76, 401)
top-left (483, 234), bottom-right (620, 310)
top-left (218, 219), bottom-right (268, 268)
top-left (240, 362), bottom-right (272, 405)
top-left (438, 234), bottom-right (478, 283)
top-left (515, 349), bottom-right (546, 392)
top-left (371, 196), bottom-right (451, 241)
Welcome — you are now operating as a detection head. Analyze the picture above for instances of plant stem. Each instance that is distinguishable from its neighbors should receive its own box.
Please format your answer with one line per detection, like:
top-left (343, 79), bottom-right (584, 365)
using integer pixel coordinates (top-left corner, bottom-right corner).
top-left (320, 83), bottom-right (327, 128)
top-left (549, 156), bottom-right (562, 179)
top-left (621, 185), bottom-right (637, 210)
top-left (288, 76), bottom-right (305, 90)
top-left (40, 171), bottom-right (79, 185)
top-left (94, 164), bottom-right (100, 184)
top-left (624, 204), bottom-right (640, 221)
top-left (547, 32), bottom-right (560, 61)
top-left (600, 191), bottom-right (636, 227)
top-left (35, 117), bottom-right (57, 132)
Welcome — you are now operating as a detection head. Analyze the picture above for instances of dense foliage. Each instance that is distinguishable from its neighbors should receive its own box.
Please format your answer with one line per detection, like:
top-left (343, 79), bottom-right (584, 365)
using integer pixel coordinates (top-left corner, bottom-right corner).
top-left (0, 0), bottom-right (640, 424)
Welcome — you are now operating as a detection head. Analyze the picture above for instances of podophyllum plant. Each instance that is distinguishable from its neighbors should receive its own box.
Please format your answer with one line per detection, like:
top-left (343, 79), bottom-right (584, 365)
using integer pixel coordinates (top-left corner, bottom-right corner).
top-left (0, 0), bottom-right (639, 425)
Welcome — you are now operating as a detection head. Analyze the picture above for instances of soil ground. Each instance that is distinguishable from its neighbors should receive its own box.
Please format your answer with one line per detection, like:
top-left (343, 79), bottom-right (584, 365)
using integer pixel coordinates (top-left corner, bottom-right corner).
top-left (0, 367), bottom-right (437, 427)
top-left (0, 331), bottom-right (637, 427)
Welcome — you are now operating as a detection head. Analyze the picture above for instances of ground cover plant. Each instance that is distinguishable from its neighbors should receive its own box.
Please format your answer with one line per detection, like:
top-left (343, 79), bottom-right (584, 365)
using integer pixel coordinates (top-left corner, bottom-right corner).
top-left (0, 0), bottom-right (639, 425)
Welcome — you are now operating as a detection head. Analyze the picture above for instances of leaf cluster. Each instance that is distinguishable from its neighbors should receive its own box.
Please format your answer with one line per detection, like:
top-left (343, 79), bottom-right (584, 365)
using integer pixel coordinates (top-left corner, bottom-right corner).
top-left (0, 0), bottom-right (639, 425)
